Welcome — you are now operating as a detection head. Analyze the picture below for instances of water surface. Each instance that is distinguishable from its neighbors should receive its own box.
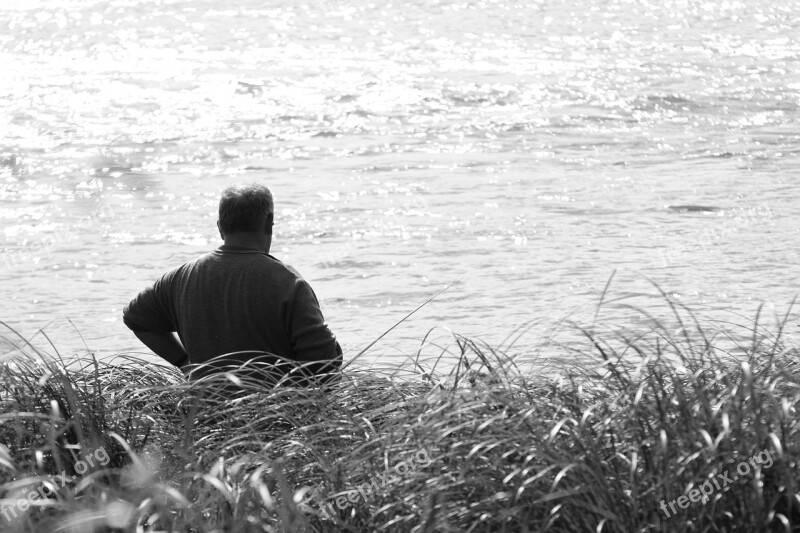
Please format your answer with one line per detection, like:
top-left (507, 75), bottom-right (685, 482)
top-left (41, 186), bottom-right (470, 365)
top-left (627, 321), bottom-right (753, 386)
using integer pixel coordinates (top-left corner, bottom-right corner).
top-left (1, 0), bottom-right (798, 365)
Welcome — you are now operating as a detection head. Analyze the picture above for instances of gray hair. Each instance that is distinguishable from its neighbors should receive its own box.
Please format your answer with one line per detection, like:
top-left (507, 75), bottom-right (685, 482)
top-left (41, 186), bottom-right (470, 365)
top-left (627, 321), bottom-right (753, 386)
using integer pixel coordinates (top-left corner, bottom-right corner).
top-left (218, 183), bottom-right (274, 234)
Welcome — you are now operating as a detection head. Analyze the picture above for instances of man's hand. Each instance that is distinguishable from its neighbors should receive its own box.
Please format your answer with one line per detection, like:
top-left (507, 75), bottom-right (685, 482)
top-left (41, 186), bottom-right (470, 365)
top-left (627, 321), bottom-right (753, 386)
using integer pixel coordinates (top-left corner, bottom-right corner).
top-left (133, 331), bottom-right (189, 367)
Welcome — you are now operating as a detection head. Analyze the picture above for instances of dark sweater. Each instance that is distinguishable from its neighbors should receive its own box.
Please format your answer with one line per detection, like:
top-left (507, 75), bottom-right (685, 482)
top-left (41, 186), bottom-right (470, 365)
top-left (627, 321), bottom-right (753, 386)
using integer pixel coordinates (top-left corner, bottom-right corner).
top-left (123, 244), bottom-right (341, 382)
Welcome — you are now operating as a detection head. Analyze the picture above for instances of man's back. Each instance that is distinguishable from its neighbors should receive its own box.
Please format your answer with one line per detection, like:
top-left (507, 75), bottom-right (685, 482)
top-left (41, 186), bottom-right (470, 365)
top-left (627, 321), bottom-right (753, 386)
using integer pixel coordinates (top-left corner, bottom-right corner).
top-left (123, 243), bottom-right (341, 378)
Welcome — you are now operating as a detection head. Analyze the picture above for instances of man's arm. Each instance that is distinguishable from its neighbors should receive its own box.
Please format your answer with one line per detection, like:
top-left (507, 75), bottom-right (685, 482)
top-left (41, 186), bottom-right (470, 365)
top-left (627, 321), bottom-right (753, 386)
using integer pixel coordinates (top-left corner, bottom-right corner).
top-left (132, 331), bottom-right (189, 368)
top-left (286, 279), bottom-right (343, 384)
top-left (123, 273), bottom-right (187, 368)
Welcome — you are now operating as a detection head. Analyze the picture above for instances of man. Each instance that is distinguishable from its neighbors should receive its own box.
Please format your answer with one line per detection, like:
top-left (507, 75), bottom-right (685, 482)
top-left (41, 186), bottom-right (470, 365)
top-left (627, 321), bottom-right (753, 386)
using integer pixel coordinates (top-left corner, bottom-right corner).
top-left (122, 183), bottom-right (342, 387)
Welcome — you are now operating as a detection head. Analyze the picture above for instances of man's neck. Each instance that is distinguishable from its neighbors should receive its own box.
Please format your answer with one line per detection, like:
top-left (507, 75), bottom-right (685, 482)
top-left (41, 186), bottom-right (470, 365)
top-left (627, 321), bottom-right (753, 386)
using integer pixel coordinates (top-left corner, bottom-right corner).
top-left (222, 232), bottom-right (271, 254)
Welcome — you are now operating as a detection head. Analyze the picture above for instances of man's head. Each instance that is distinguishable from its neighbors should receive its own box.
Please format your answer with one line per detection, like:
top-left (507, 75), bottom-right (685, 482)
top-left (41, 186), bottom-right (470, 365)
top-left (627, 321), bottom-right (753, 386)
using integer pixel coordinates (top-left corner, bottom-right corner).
top-left (217, 184), bottom-right (274, 250)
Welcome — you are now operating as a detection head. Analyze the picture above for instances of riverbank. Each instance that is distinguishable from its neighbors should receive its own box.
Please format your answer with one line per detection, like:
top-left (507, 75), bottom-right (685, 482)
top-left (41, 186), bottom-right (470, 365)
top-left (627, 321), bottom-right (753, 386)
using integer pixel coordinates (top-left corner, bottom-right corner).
top-left (0, 300), bottom-right (798, 532)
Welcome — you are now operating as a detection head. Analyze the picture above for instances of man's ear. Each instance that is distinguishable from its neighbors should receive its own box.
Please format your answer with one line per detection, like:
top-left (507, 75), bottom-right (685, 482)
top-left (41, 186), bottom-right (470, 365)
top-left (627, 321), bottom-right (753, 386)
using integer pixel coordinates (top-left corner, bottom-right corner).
top-left (216, 220), bottom-right (224, 240)
top-left (265, 213), bottom-right (274, 234)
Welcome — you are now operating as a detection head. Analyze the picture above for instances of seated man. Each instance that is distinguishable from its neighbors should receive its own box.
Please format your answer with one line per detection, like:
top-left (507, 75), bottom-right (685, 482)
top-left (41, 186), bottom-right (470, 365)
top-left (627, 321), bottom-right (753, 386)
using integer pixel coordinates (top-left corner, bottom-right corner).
top-left (122, 183), bottom-right (342, 388)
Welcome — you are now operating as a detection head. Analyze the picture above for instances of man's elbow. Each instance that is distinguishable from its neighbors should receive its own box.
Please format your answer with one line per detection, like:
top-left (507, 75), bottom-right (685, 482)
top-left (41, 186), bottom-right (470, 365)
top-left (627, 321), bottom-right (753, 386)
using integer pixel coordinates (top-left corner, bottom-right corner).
top-left (122, 306), bottom-right (134, 330)
top-left (304, 341), bottom-right (342, 371)
top-left (288, 340), bottom-right (342, 386)
top-left (293, 337), bottom-right (341, 361)
top-left (122, 305), bottom-right (147, 333)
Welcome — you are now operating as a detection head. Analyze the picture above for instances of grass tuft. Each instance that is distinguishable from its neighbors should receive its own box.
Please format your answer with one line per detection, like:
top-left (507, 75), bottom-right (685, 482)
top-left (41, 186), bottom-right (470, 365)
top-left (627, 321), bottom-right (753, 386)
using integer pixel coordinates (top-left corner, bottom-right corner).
top-left (0, 293), bottom-right (799, 532)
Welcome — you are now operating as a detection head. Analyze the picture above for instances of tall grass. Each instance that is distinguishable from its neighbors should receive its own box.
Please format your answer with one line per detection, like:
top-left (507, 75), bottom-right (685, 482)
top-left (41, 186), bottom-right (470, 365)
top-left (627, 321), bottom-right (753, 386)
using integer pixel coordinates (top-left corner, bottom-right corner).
top-left (0, 293), bottom-right (798, 532)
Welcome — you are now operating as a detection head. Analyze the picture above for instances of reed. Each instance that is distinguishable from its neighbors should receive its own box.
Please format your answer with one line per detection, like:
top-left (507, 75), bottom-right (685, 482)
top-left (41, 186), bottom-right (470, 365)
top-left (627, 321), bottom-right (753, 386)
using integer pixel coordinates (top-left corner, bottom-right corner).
top-left (0, 293), bottom-right (798, 532)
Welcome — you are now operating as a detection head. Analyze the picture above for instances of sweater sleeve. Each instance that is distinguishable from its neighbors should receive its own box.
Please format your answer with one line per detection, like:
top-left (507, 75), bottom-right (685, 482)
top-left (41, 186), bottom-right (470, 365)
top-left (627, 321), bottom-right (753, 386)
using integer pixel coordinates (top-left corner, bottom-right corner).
top-left (287, 278), bottom-right (342, 369)
top-left (122, 273), bottom-right (176, 333)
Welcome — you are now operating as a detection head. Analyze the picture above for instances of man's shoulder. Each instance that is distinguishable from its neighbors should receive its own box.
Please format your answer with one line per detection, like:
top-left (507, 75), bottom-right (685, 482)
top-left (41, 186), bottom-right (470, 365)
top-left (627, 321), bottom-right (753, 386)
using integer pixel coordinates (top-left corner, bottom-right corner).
top-left (202, 250), bottom-right (305, 282)
top-left (265, 254), bottom-right (303, 279)
top-left (180, 251), bottom-right (217, 270)
top-left (158, 252), bottom-right (217, 283)
top-left (164, 250), bottom-right (307, 288)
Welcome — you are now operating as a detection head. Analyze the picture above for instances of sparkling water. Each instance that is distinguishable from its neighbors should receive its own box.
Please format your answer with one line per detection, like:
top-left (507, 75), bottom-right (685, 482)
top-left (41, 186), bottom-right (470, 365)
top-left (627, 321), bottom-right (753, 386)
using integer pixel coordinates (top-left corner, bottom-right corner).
top-left (1, 0), bottom-right (798, 364)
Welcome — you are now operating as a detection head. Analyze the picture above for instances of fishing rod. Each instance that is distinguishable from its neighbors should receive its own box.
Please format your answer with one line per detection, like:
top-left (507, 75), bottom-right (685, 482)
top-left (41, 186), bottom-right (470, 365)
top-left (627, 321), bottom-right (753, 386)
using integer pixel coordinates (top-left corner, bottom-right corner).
top-left (340, 281), bottom-right (459, 371)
